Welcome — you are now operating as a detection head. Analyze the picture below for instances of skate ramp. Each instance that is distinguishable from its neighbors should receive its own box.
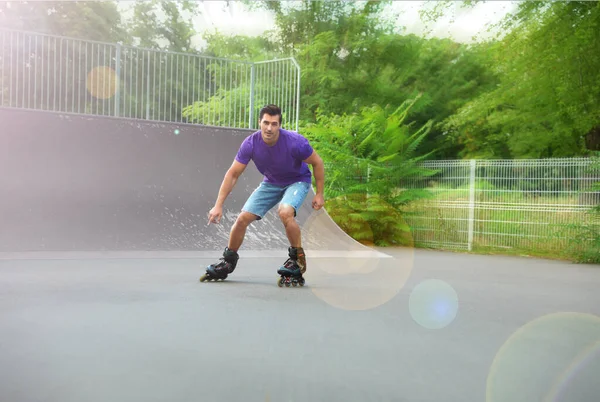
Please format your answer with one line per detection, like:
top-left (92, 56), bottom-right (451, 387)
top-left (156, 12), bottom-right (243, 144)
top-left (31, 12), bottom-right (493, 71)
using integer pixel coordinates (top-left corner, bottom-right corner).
top-left (0, 108), bottom-right (377, 255)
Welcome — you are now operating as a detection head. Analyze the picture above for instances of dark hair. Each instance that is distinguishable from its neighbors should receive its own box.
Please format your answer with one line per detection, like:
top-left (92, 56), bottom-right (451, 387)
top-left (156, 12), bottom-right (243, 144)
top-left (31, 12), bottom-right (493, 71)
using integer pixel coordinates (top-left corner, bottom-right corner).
top-left (259, 104), bottom-right (282, 124)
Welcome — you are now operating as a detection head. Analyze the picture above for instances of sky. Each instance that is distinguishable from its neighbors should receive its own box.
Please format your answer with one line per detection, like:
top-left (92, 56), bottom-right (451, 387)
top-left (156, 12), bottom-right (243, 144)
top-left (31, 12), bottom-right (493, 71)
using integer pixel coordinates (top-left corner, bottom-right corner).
top-left (194, 1), bottom-right (520, 44)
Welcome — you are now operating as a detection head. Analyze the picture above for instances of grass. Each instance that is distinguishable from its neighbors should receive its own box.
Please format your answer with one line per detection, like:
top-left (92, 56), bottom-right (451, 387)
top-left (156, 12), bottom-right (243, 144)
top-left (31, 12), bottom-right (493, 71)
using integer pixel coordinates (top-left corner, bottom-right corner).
top-left (328, 183), bottom-right (599, 264)
top-left (403, 188), bottom-right (599, 263)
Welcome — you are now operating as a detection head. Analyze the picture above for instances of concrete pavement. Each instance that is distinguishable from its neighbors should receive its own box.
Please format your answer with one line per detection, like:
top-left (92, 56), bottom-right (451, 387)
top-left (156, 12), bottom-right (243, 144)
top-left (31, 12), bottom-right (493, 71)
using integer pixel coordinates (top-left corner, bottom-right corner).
top-left (1, 248), bottom-right (598, 402)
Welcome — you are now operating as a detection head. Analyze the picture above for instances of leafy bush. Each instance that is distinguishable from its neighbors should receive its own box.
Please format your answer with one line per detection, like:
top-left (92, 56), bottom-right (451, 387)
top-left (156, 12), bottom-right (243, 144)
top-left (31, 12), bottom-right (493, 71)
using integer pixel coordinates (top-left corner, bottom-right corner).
top-left (302, 96), bottom-right (438, 246)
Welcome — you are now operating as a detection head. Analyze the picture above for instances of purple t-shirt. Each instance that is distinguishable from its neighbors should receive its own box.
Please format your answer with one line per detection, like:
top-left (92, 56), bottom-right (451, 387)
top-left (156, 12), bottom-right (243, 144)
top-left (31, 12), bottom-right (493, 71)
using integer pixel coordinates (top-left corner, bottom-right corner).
top-left (235, 129), bottom-right (314, 186)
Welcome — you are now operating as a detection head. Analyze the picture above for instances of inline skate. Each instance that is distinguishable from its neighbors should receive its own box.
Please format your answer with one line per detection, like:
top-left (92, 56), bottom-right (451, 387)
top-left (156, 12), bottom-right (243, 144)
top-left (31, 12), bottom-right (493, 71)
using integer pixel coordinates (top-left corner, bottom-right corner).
top-left (200, 247), bottom-right (239, 282)
top-left (277, 246), bottom-right (306, 287)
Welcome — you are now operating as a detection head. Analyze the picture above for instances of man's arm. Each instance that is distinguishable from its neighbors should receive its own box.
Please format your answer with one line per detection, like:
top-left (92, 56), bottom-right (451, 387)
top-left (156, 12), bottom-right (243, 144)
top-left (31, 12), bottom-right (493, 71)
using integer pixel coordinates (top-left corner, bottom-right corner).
top-left (208, 160), bottom-right (247, 224)
top-left (304, 151), bottom-right (325, 209)
top-left (215, 160), bottom-right (247, 207)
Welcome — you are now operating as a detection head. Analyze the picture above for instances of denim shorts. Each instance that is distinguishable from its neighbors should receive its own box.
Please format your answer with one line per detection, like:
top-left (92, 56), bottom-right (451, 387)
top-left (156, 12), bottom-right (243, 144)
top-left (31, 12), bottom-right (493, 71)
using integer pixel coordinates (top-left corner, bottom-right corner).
top-left (242, 181), bottom-right (311, 220)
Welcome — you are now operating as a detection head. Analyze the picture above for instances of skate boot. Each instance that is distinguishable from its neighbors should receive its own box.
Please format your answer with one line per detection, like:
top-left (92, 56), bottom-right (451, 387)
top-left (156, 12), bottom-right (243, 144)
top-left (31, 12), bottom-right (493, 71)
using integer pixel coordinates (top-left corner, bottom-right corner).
top-left (277, 246), bottom-right (306, 288)
top-left (200, 247), bottom-right (239, 282)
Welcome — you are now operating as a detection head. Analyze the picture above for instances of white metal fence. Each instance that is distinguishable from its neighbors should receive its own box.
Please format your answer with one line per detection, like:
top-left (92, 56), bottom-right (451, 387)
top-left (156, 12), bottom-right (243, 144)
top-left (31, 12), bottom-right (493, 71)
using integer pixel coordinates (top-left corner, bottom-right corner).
top-left (404, 158), bottom-right (600, 252)
top-left (0, 28), bottom-right (301, 131)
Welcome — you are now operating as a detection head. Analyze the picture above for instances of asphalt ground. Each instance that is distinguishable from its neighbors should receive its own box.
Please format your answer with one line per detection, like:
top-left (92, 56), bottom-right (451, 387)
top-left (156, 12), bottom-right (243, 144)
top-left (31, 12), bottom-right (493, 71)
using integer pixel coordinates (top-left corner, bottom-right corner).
top-left (1, 248), bottom-right (599, 402)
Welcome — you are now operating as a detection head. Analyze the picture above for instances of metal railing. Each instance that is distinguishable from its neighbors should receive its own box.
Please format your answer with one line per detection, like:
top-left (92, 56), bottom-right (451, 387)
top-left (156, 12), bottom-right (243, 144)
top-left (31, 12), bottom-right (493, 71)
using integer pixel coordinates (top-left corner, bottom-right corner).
top-left (403, 158), bottom-right (600, 251)
top-left (0, 28), bottom-right (301, 131)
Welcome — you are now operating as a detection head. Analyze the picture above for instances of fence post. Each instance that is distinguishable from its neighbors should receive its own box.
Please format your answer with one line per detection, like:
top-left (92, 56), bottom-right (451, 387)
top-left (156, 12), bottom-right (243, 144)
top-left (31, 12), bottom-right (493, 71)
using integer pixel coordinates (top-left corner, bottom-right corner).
top-left (249, 63), bottom-right (256, 129)
top-left (145, 51), bottom-right (150, 120)
top-left (468, 159), bottom-right (477, 251)
top-left (114, 43), bottom-right (121, 118)
top-left (290, 57), bottom-right (301, 132)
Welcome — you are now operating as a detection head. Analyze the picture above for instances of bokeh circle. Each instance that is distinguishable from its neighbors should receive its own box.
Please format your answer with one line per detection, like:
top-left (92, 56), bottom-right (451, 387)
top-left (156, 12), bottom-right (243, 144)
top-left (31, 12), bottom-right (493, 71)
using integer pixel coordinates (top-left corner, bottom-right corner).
top-left (86, 66), bottom-right (117, 100)
top-left (486, 312), bottom-right (600, 402)
top-left (409, 279), bottom-right (459, 329)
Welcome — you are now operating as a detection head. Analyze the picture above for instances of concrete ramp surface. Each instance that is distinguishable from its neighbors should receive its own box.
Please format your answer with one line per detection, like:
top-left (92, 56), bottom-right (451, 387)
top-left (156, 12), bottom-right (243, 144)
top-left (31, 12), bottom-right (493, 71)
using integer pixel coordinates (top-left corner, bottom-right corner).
top-left (0, 108), bottom-right (372, 254)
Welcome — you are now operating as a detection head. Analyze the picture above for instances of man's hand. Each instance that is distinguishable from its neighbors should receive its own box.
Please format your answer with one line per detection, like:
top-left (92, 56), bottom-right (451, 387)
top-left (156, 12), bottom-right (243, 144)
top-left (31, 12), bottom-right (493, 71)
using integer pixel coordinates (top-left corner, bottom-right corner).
top-left (208, 205), bottom-right (223, 224)
top-left (207, 160), bottom-right (247, 225)
top-left (303, 151), bottom-right (325, 209)
top-left (312, 193), bottom-right (325, 210)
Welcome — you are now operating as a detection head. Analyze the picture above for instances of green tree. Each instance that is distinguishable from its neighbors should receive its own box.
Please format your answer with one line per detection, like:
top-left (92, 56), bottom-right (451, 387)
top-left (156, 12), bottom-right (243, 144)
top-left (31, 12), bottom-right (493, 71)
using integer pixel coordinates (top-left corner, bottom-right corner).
top-left (120, 1), bottom-right (209, 123)
top-left (0, 1), bottom-right (129, 42)
top-left (294, 29), bottom-right (497, 156)
top-left (246, 0), bottom-right (393, 55)
top-left (442, 1), bottom-right (600, 158)
top-left (126, 0), bottom-right (200, 52)
top-left (202, 32), bottom-right (280, 61)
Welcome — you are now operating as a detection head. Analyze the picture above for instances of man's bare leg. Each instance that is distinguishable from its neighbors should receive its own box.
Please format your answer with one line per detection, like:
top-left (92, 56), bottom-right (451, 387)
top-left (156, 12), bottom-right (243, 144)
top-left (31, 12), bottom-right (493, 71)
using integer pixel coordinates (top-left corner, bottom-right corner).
top-left (228, 211), bottom-right (259, 251)
top-left (278, 205), bottom-right (301, 248)
top-left (277, 204), bottom-right (306, 276)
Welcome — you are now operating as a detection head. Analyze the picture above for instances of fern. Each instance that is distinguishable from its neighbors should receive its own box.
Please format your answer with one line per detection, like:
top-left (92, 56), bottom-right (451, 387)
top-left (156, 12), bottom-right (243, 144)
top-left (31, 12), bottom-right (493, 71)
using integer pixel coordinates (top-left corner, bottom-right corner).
top-left (302, 95), bottom-right (439, 245)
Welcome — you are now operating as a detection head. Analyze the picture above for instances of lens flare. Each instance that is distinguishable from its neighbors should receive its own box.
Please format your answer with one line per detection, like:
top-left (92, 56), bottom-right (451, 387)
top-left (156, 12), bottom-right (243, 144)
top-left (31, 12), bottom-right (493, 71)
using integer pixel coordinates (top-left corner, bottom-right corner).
top-left (409, 279), bottom-right (459, 329)
top-left (300, 199), bottom-right (415, 311)
top-left (545, 339), bottom-right (600, 402)
top-left (307, 253), bottom-right (413, 311)
top-left (86, 66), bottom-right (117, 100)
top-left (486, 312), bottom-right (600, 402)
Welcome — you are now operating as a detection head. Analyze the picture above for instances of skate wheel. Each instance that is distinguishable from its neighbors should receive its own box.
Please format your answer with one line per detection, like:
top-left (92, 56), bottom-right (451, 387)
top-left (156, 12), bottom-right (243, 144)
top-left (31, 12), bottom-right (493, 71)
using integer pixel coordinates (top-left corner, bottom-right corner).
top-left (199, 273), bottom-right (208, 282)
top-left (277, 277), bottom-right (284, 287)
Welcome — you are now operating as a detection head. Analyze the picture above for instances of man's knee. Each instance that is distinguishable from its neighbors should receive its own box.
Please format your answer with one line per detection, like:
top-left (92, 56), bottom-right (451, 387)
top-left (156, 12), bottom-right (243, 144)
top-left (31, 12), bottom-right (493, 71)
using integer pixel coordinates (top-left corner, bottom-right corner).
top-left (235, 211), bottom-right (258, 227)
top-left (278, 204), bottom-right (296, 222)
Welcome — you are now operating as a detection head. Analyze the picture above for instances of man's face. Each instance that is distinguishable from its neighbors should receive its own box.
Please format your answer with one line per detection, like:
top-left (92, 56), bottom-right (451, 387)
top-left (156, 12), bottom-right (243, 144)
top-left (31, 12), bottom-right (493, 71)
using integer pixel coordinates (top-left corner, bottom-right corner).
top-left (260, 113), bottom-right (281, 144)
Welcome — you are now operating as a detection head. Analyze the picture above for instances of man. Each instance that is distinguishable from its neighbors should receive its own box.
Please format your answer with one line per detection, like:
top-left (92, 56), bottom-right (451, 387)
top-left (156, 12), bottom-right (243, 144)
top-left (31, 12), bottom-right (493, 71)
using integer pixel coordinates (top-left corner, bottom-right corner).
top-left (202, 104), bottom-right (325, 284)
